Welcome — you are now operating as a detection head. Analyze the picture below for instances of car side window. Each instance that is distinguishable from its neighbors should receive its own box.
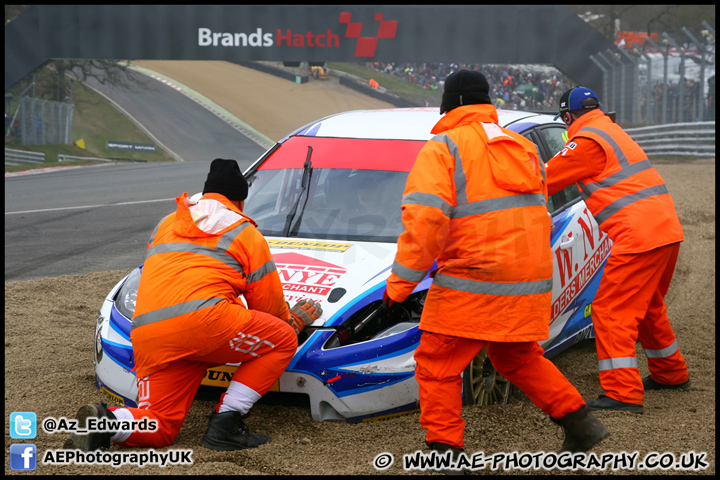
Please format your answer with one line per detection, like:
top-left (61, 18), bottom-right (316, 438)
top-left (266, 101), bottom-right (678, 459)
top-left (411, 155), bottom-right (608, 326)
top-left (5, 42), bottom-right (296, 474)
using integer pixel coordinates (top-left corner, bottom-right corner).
top-left (538, 126), bottom-right (567, 159)
top-left (538, 126), bottom-right (582, 208)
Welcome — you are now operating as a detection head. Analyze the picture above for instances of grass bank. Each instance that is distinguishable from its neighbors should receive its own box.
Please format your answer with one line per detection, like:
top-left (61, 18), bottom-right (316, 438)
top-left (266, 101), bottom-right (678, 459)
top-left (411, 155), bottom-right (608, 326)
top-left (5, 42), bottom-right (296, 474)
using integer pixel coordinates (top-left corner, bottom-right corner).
top-left (328, 62), bottom-right (442, 106)
top-left (5, 78), bottom-right (173, 172)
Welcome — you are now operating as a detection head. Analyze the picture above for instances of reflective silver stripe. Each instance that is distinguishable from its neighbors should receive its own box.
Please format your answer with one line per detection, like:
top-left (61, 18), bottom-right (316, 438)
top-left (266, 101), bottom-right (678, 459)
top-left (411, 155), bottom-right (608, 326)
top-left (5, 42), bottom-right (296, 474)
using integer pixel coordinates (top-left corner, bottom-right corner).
top-left (575, 127), bottom-right (665, 224)
top-left (538, 153), bottom-right (546, 184)
top-left (146, 242), bottom-right (244, 275)
top-left (593, 184), bottom-right (669, 226)
top-left (392, 260), bottom-right (429, 283)
top-left (644, 339), bottom-right (679, 359)
top-left (451, 193), bottom-right (546, 219)
top-left (579, 127), bottom-right (631, 168)
top-left (402, 192), bottom-right (452, 217)
top-left (432, 134), bottom-right (467, 205)
top-left (579, 159), bottom-right (654, 196)
top-left (598, 357), bottom-right (639, 371)
top-left (215, 223), bottom-right (252, 252)
top-left (131, 297), bottom-right (224, 329)
top-left (424, 134), bottom-right (546, 220)
top-left (434, 272), bottom-right (552, 296)
top-left (144, 222), bottom-right (252, 276)
top-left (246, 259), bottom-right (277, 284)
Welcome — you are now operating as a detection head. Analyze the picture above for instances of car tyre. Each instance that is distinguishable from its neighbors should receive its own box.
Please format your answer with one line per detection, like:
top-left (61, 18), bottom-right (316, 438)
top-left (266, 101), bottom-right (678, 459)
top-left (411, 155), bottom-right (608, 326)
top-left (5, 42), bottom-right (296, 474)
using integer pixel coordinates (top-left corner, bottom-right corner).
top-left (461, 346), bottom-right (513, 406)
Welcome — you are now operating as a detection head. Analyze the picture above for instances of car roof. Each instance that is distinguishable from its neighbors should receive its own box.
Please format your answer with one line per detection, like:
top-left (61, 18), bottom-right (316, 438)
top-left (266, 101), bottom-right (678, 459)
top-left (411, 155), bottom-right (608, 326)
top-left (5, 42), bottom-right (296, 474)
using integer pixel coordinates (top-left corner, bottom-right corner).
top-left (285, 107), bottom-right (562, 141)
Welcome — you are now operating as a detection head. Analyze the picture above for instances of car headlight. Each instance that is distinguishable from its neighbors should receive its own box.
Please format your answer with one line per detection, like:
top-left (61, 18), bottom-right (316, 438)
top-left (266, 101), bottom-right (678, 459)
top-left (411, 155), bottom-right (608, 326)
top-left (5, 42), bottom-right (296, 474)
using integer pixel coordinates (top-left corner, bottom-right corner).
top-left (94, 325), bottom-right (103, 364)
top-left (324, 290), bottom-right (425, 349)
top-left (114, 267), bottom-right (143, 319)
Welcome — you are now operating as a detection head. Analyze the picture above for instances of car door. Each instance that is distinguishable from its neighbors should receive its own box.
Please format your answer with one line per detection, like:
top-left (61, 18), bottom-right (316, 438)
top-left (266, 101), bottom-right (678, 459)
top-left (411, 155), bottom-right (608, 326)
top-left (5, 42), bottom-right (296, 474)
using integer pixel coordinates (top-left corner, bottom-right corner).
top-left (524, 125), bottom-right (612, 356)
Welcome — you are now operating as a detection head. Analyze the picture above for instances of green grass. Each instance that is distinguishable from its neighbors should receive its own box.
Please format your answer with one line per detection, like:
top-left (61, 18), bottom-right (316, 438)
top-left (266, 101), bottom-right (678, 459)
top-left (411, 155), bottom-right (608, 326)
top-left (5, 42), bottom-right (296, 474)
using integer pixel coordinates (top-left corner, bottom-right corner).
top-left (5, 78), bottom-right (173, 172)
top-left (3, 144), bottom-right (111, 173)
top-left (328, 62), bottom-right (442, 100)
top-left (70, 82), bottom-right (172, 162)
top-left (7, 63), bottom-right (439, 173)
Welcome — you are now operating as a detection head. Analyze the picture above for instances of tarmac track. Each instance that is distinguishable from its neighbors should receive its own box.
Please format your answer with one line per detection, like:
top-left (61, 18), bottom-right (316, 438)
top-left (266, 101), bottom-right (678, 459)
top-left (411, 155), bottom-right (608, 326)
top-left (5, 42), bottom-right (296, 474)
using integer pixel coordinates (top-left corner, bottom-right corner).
top-left (4, 61), bottom-right (394, 282)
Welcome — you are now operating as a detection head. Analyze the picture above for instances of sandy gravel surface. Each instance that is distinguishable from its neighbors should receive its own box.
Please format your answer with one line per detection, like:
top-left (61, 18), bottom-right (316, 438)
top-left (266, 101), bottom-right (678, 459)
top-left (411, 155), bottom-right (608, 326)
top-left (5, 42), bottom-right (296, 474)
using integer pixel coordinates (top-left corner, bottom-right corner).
top-left (4, 61), bottom-right (715, 475)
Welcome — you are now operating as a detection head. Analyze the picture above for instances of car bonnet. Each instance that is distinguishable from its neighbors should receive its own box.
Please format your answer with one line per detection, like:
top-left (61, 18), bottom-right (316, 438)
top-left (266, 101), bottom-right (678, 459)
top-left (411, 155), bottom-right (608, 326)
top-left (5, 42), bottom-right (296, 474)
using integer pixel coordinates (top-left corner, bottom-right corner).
top-left (267, 238), bottom-right (399, 328)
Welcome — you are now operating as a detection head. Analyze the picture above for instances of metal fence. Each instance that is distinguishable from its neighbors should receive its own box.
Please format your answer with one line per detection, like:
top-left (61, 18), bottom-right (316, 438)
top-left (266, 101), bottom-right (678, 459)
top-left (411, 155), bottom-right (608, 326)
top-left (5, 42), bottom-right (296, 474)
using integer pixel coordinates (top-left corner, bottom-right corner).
top-left (626, 122), bottom-right (715, 157)
top-left (588, 22), bottom-right (715, 127)
top-left (16, 96), bottom-right (74, 146)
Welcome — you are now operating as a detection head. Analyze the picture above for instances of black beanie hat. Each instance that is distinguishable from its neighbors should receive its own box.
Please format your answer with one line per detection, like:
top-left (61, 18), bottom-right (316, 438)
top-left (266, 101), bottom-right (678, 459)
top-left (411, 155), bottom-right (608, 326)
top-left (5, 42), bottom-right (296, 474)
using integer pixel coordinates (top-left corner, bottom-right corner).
top-left (440, 69), bottom-right (492, 114)
top-left (202, 158), bottom-right (248, 201)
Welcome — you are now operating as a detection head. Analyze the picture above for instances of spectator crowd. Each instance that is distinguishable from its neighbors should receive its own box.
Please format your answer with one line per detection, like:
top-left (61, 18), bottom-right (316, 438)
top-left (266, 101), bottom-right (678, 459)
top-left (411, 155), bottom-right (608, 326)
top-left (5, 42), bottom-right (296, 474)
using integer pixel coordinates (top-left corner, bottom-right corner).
top-left (647, 74), bottom-right (715, 123)
top-left (366, 62), bottom-right (578, 112)
top-left (364, 62), bottom-right (715, 124)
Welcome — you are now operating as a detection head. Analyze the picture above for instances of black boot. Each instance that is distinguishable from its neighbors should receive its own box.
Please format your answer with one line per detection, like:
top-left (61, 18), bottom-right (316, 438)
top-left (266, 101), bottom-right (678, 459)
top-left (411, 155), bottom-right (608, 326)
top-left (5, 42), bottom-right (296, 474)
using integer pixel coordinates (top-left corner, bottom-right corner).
top-left (63, 402), bottom-right (116, 451)
top-left (200, 411), bottom-right (271, 451)
top-left (587, 394), bottom-right (643, 414)
top-left (427, 442), bottom-right (467, 475)
top-left (643, 375), bottom-right (691, 390)
top-left (552, 405), bottom-right (610, 453)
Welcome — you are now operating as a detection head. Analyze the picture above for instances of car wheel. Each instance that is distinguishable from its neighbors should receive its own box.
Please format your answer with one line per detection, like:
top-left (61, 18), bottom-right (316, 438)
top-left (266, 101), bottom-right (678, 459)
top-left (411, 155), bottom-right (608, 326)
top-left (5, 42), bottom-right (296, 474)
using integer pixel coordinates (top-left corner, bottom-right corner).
top-left (461, 346), bottom-right (512, 406)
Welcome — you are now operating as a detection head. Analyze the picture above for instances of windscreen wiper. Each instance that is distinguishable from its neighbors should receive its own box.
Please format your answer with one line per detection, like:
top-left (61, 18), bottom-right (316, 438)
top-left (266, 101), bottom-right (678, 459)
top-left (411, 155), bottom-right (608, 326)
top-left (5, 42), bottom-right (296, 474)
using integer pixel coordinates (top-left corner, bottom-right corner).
top-left (282, 146), bottom-right (313, 237)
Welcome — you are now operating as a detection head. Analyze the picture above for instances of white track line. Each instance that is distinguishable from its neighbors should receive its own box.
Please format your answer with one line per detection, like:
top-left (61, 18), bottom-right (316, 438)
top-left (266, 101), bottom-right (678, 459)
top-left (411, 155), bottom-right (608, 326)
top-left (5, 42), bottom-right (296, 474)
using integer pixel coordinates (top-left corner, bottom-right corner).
top-left (84, 82), bottom-right (185, 162)
top-left (6, 198), bottom-right (175, 215)
top-left (141, 70), bottom-right (273, 150)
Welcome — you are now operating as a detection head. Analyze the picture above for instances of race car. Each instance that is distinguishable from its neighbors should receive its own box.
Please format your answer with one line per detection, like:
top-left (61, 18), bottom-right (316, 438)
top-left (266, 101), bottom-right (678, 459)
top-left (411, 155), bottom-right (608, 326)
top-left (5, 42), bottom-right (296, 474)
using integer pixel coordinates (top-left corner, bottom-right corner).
top-left (95, 107), bottom-right (612, 423)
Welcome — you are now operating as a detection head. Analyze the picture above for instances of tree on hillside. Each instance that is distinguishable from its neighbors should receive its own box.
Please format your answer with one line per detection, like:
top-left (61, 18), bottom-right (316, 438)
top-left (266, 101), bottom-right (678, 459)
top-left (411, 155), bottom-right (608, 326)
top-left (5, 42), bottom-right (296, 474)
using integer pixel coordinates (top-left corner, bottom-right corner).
top-left (5, 5), bottom-right (149, 103)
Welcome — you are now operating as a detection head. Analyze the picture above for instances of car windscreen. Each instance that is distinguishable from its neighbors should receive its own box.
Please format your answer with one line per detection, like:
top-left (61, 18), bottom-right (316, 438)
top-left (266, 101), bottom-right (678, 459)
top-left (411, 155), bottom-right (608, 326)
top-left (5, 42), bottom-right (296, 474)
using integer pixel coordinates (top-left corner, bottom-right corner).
top-left (244, 137), bottom-right (425, 242)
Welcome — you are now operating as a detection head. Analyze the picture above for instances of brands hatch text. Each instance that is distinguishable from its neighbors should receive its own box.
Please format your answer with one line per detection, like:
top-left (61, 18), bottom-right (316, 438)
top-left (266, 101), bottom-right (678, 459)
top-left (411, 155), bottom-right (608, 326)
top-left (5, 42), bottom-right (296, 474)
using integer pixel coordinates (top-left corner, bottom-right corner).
top-left (198, 28), bottom-right (338, 48)
top-left (196, 11), bottom-right (399, 57)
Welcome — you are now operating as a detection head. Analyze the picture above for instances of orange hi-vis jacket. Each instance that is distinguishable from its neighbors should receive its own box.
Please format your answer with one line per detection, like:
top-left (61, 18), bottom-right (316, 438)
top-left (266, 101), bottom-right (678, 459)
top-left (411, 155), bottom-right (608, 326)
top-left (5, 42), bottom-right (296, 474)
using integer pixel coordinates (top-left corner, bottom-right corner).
top-left (130, 192), bottom-right (290, 377)
top-left (548, 110), bottom-right (684, 254)
top-left (386, 104), bottom-right (553, 341)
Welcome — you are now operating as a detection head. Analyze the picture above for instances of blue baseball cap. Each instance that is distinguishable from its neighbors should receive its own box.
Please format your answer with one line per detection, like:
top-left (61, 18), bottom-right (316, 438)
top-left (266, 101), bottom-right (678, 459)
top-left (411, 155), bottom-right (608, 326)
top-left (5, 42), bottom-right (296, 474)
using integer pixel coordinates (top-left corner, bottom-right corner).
top-left (554, 87), bottom-right (600, 120)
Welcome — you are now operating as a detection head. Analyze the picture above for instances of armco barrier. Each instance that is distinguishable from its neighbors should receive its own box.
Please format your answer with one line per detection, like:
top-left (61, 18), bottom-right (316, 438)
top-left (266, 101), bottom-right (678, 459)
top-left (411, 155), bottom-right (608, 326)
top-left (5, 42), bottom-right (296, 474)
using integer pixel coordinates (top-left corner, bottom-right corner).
top-left (224, 61), bottom-right (419, 106)
top-left (5, 148), bottom-right (46, 165)
top-left (231, 60), bottom-right (309, 84)
top-left (58, 154), bottom-right (111, 162)
top-left (625, 122), bottom-right (715, 158)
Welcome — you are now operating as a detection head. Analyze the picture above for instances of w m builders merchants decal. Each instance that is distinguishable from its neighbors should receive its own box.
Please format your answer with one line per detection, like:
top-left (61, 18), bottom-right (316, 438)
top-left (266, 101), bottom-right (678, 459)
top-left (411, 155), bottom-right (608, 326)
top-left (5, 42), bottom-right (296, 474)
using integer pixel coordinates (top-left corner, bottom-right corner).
top-left (552, 207), bottom-right (611, 322)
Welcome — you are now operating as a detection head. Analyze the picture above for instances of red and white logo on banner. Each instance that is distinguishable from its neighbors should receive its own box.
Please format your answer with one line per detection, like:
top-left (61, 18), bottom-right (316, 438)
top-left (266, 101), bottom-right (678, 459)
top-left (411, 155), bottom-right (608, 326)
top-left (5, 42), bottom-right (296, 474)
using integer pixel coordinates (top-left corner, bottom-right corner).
top-left (339, 12), bottom-right (398, 57)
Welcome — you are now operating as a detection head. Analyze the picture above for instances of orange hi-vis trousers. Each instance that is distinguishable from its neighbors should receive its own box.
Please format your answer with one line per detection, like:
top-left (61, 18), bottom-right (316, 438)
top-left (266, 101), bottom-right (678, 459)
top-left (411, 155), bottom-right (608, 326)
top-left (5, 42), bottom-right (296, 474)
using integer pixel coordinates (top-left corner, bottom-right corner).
top-left (111, 309), bottom-right (297, 448)
top-left (415, 332), bottom-right (586, 449)
top-left (592, 242), bottom-right (689, 405)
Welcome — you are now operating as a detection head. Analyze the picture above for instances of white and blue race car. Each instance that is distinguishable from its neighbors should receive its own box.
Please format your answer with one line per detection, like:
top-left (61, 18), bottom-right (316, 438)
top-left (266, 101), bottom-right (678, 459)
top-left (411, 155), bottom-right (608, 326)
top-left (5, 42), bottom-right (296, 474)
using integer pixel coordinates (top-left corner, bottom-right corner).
top-left (94, 107), bottom-right (611, 423)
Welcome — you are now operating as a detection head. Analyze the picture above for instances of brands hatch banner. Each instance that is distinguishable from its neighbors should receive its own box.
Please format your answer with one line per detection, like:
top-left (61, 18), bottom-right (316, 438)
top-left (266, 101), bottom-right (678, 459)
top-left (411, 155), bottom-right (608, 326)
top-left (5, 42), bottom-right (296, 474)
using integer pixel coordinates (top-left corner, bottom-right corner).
top-left (5, 5), bottom-right (615, 92)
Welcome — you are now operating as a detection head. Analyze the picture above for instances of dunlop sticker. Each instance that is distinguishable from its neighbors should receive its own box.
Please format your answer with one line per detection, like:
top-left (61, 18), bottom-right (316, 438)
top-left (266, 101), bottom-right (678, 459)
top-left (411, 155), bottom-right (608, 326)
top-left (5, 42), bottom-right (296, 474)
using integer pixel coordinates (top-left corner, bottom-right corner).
top-left (201, 365), bottom-right (238, 387)
top-left (101, 386), bottom-right (126, 406)
top-left (201, 365), bottom-right (279, 392)
top-left (268, 239), bottom-right (353, 252)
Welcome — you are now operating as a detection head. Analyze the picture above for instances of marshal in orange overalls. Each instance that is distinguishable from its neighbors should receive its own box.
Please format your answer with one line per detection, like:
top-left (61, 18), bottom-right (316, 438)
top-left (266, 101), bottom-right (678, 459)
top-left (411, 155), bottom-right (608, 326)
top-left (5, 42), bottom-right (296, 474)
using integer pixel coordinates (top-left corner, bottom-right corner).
top-left (110, 192), bottom-right (297, 448)
top-left (386, 104), bottom-right (587, 449)
top-left (545, 109), bottom-right (689, 407)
